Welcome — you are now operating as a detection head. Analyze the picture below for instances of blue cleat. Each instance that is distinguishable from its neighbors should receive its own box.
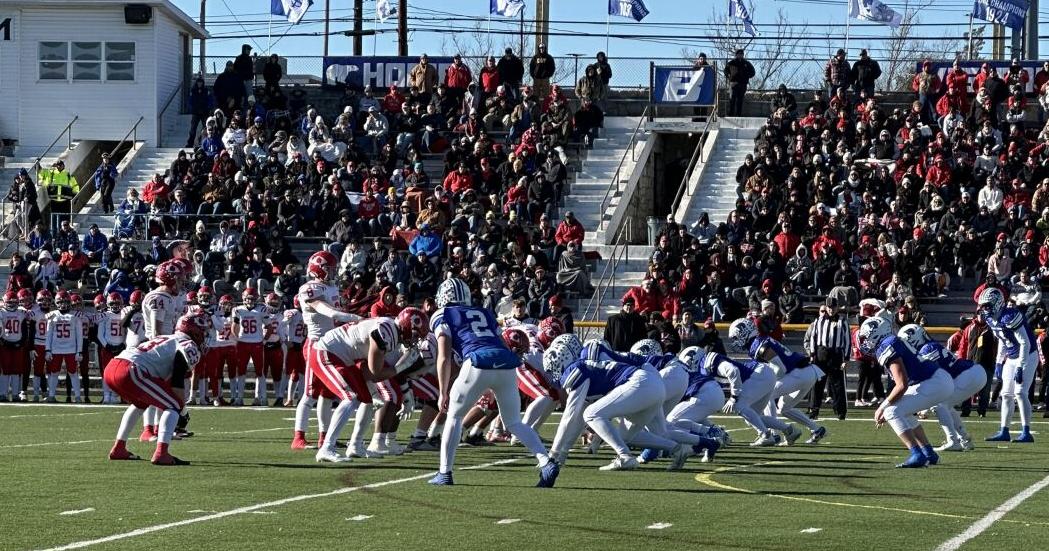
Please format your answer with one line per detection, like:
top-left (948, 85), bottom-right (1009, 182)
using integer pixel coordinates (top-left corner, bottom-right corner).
top-left (693, 437), bottom-right (720, 463)
top-left (428, 471), bottom-right (454, 486)
top-left (1013, 431), bottom-right (1035, 443)
top-left (985, 428), bottom-right (1011, 442)
top-left (895, 451), bottom-right (928, 468)
top-left (922, 447), bottom-right (940, 466)
top-left (536, 460), bottom-right (560, 488)
top-left (805, 426), bottom-right (827, 444)
top-left (638, 448), bottom-right (659, 464)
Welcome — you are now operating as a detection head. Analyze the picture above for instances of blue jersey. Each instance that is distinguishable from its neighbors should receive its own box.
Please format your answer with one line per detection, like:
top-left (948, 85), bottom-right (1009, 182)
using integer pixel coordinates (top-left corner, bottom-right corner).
top-left (559, 359), bottom-right (639, 397)
top-left (875, 336), bottom-right (937, 385)
top-left (431, 306), bottom-right (519, 370)
top-left (644, 353), bottom-right (680, 371)
top-left (580, 340), bottom-right (642, 365)
top-left (684, 359), bottom-right (720, 398)
top-left (987, 307), bottom-right (1036, 360)
top-left (918, 341), bottom-right (975, 378)
top-left (697, 351), bottom-right (754, 382)
top-left (750, 336), bottom-right (808, 374)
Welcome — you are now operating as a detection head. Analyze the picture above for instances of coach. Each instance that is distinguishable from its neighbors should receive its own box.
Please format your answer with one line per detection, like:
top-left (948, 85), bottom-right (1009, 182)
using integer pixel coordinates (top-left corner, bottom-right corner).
top-left (804, 297), bottom-right (851, 420)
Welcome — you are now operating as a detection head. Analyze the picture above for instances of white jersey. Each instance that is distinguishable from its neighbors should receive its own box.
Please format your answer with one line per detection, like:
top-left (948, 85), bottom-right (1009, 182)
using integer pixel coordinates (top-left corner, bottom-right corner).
top-left (233, 305), bottom-right (267, 344)
top-left (28, 306), bottom-right (49, 346)
top-left (96, 311), bottom-right (127, 347)
top-left (264, 307), bottom-right (286, 345)
top-left (173, 293), bottom-right (187, 316)
top-left (75, 310), bottom-right (97, 342)
top-left (0, 309), bottom-right (26, 344)
top-left (316, 318), bottom-right (399, 364)
top-left (513, 322), bottom-right (545, 371)
top-left (121, 307), bottom-right (146, 348)
top-left (46, 311), bottom-right (82, 354)
top-left (142, 290), bottom-right (177, 338)
top-left (297, 280), bottom-right (342, 341)
top-left (209, 311), bottom-right (237, 348)
top-left (283, 309), bottom-right (306, 345)
top-left (117, 334), bottom-right (202, 380)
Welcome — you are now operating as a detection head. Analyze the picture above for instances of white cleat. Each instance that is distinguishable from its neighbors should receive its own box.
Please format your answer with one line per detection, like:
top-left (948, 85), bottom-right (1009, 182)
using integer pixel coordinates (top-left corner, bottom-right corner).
top-left (699, 448), bottom-right (712, 463)
top-left (960, 437), bottom-right (975, 451)
top-left (347, 444), bottom-right (382, 459)
top-left (779, 424), bottom-right (803, 446)
top-left (385, 440), bottom-right (406, 456)
top-left (666, 444), bottom-right (692, 471)
top-left (750, 432), bottom-right (778, 447)
top-left (599, 455), bottom-right (640, 471)
top-left (586, 439), bottom-right (601, 454)
top-left (935, 440), bottom-right (965, 452)
top-left (315, 448), bottom-right (352, 463)
top-left (367, 441), bottom-right (391, 456)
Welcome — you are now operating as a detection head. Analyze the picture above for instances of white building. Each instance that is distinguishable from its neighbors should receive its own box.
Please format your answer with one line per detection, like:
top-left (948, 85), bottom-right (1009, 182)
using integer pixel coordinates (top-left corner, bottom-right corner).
top-left (0, 0), bottom-right (206, 149)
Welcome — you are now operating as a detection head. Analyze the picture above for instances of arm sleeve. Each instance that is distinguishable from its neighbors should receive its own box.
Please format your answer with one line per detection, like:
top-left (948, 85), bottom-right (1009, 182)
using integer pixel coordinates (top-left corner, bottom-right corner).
top-left (550, 379), bottom-right (590, 458)
top-left (716, 360), bottom-right (743, 397)
top-left (171, 353), bottom-right (189, 389)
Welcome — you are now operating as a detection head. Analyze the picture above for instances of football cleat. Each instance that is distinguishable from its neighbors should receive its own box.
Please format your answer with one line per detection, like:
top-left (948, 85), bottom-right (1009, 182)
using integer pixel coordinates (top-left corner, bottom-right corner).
top-left (693, 437), bottom-right (720, 463)
top-left (985, 428), bottom-right (1011, 442)
top-left (638, 448), bottom-right (659, 464)
top-left (935, 440), bottom-right (965, 452)
top-left (108, 446), bottom-right (140, 461)
top-left (462, 433), bottom-right (489, 447)
top-left (961, 438), bottom-right (975, 451)
top-left (598, 455), bottom-right (639, 471)
top-left (895, 451), bottom-right (928, 468)
top-left (151, 452), bottom-right (190, 466)
top-left (139, 426), bottom-right (156, 442)
top-left (780, 424), bottom-right (803, 446)
top-left (347, 443), bottom-right (382, 459)
top-left (385, 440), bottom-right (406, 456)
top-left (428, 472), bottom-right (454, 485)
top-left (367, 440), bottom-right (391, 456)
top-left (1013, 431), bottom-right (1035, 443)
top-left (407, 437), bottom-right (438, 452)
top-left (536, 460), bottom-right (560, 488)
top-left (666, 444), bottom-right (692, 471)
top-left (315, 448), bottom-right (352, 463)
top-left (291, 432), bottom-right (310, 450)
top-left (805, 426), bottom-right (828, 444)
top-left (750, 432), bottom-right (778, 447)
top-left (923, 448), bottom-right (940, 465)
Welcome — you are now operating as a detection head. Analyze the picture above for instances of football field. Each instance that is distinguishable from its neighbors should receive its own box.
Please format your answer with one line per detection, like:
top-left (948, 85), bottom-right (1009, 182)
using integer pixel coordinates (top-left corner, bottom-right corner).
top-left (3, 404), bottom-right (1049, 551)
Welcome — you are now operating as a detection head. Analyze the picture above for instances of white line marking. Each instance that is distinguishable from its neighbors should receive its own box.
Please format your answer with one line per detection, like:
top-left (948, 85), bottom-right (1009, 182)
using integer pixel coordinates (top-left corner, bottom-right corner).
top-left (346, 515), bottom-right (372, 521)
top-left (58, 509), bottom-right (94, 516)
top-left (935, 473), bottom-right (1049, 551)
top-left (2, 412), bottom-right (104, 419)
top-left (35, 458), bottom-right (522, 551)
top-left (495, 518), bottom-right (521, 524)
top-left (800, 528), bottom-right (823, 534)
top-left (646, 522), bottom-right (673, 530)
top-left (186, 510), bottom-right (217, 514)
top-left (0, 440), bottom-right (105, 450)
top-left (249, 511), bottom-right (276, 515)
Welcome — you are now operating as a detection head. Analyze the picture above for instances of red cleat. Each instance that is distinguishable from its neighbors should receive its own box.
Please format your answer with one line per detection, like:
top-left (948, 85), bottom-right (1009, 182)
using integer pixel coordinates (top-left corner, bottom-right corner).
top-left (151, 452), bottom-right (190, 466)
top-left (138, 426), bottom-right (157, 442)
top-left (291, 431), bottom-right (310, 450)
top-left (108, 441), bottom-right (140, 461)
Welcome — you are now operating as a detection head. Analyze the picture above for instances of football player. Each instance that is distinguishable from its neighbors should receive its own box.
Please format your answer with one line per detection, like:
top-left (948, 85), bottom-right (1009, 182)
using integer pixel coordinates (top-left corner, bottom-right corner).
top-left (206, 294), bottom-right (238, 405)
top-left (96, 293), bottom-right (127, 404)
top-left (261, 293), bottom-right (287, 406)
top-left (140, 262), bottom-right (183, 440)
top-left (976, 288), bottom-right (1038, 442)
top-left (233, 288), bottom-right (267, 407)
top-left (45, 291), bottom-right (82, 402)
top-left (282, 297), bottom-right (307, 406)
top-left (27, 290), bottom-right (53, 402)
top-left (0, 291), bottom-right (26, 401)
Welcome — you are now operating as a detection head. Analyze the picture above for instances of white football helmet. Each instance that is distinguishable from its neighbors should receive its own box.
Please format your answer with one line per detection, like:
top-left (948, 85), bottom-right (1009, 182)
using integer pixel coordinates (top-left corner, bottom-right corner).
top-left (976, 287), bottom-right (1005, 320)
top-left (436, 277), bottom-right (471, 309)
top-left (897, 324), bottom-right (929, 352)
top-left (677, 346), bottom-right (702, 373)
top-left (727, 318), bottom-right (758, 352)
top-left (630, 338), bottom-right (662, 357)
top-left (544, 333), bottom-right (582, 379)
top-left (857, 316), bottom-right (892, 356)
top-left (581, 338), bottom-right (611, 361)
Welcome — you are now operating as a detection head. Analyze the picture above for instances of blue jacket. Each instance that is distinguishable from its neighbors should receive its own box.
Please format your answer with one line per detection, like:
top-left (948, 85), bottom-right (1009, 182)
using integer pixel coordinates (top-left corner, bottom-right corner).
top-left (104, 270), bottom-right (135, 302)
top-left (408, 232), bottom-right (443, 259)
top-left (92, 163), bottom-right (118, 188)
top-left (82, 232), bottom-right (108, 255)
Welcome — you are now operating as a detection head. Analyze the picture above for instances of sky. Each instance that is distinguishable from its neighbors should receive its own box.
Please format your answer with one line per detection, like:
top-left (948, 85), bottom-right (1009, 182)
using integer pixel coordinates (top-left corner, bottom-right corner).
top-left (170, 0), bottom-right (1044, 64)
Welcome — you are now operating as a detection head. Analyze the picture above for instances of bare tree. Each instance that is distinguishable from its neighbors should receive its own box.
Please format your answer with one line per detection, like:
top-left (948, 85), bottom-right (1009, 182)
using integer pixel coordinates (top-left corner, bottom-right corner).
top-left (880, 0), bottom-right (969, 91)
top-left (439, 20), bottom-right (575, 88)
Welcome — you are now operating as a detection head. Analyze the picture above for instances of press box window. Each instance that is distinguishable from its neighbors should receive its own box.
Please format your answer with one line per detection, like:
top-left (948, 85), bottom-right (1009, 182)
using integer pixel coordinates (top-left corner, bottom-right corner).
top-left (39, 42), bottom-right (135, 81)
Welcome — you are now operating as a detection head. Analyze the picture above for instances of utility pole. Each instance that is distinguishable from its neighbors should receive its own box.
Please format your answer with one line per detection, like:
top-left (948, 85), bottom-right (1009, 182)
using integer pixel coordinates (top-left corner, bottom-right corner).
top-left (534, 0), bottom-right (549, 56)
top-left (198, 0), bottom-right (206, 74)
top-left (353, 0), bottom-right (363, 55)
top-left (397, 0), bottom-right (408, 56)
top-left (992, 24), bottom-right (1004, 60)
top-left (1026, 0), bottom-right (1038, 59)
top-left (323, 0), bottom-right (330, 57)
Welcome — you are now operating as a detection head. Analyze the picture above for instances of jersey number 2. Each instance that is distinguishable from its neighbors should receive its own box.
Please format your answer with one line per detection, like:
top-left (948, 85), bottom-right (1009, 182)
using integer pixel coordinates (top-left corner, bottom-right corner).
top-left (465, 310), bottom-right (494, 338)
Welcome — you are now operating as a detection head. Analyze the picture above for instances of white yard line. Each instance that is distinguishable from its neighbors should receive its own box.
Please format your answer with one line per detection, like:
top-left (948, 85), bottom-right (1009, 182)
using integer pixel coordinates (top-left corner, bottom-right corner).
top-left (0, 440), bottom-right (105, 450)
top-left (934, 473), bottom-right (1049, 551)
top-left (2, 412), bottom-right (104, 419)
top-left (35, 457), bottom-right (523, 551)
top-left (58, 509), bottom-right (94, 516)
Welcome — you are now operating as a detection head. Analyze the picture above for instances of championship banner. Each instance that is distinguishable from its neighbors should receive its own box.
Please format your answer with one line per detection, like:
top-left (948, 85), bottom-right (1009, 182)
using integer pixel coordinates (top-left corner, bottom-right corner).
top-left (971, 0), bottom-right (1028, 30)
top-left (651, 65), bottom-right (716, 105)
top-left (323, 56), bottom-right (454, 88)
top-left (920, 60), bottom-right (1042, 94)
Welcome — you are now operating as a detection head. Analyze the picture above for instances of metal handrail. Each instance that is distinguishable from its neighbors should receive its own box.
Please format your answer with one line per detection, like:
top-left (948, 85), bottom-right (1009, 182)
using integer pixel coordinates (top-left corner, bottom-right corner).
top-left (67, 116), bottom-right (145, 217)
top-left (157, 79), bottom-right (186, 148)
top-left (578, 218), bottom-right (631, 339)
top-left (669, 107), bottom-right (719, 220)
top-left (597, 106), bottom-right (649, 230)
top-left (32, 115), bottom-right (79, 173)
top-left (109, 115), bottom-right (146, 159)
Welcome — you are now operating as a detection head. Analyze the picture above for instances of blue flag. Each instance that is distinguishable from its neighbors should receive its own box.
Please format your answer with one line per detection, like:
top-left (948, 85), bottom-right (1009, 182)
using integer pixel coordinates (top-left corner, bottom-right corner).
top-left (491, 0), bottom-right (526, 17)
top-left (728, 0), bottom-right (757, 36)
top-left (972, 0), bottom-right (1028, 30)
top-left (271, 0), bottom-right (312, 24)
top-left (608, 0), bottom-right (649, 22)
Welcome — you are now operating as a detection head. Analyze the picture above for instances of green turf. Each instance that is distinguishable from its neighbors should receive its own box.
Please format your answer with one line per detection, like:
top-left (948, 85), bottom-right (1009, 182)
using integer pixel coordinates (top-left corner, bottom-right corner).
top-left (3, 404), bottom-right (1049, 551)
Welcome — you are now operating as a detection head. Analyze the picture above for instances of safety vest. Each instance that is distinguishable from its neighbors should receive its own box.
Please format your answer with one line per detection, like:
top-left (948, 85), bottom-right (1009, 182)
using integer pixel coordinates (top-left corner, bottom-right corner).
top-left (39, 169), bottom-right (80, 201)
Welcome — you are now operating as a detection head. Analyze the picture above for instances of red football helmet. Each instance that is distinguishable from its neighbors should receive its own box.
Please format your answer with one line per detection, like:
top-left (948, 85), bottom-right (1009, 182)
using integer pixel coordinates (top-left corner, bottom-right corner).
top-left (307, 251), bottom-right (338, 282)
top-left (501, 327), bottom-right (530, 355)
top-left (17, 288), bottom-right (33, 308)
top-left (155, 262), bottom-right (181, 288)
top-left (293, 295), bottom-right (300, 309)
top-left (395, 307), bottom-right (429, 343)
top-left (171, 257), bottom-right (193, 277)
top-left (175, 311), bottom-right (210, 345)
top-left (129, 290), bottom-right (144, 307)
top-left (265, 292), bottom-right (281, 308)
top-left (538, 316), bottom-right (566, 348)
top-left (36, 289), bottom-right (53, 308)
top-left (54, 290), bottom-right (71, 311)
top-left (69, 293), bottom-right (82, 308)
top-left (197, 286), bottom-right (214, 306)
top-left (3, 291), bottom-right (17, 310)
top-left (219, 294), bottom-right (235, 312)
top-left (93, 294), bottom-right (105, 309)
top-left (242, 288), bottom-right (259, 307)
top-left (107, 292), bottom-right (124, 312)
top-left (186, 290), bottom-right (198, 305)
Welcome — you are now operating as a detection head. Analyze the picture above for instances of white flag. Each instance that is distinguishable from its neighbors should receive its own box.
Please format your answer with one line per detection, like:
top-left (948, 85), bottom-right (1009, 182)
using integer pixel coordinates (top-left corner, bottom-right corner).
top-left (377, 0), bottom-right (396, 23)
top-left (848, 0), bottom-right (903, 28)
top-left (491, 0), bottom-right (526, 18)
top-left (270, 0), bottom-right (313, 24)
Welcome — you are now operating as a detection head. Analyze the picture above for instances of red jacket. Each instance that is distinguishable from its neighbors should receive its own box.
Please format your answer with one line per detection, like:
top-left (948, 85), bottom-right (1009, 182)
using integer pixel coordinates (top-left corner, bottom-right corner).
top-left (554, 220), bottom-right (585, 245)
top-left (924, 164), bottom-right (952, 188)
top-left (944, 69), bottom-right (970, 94)
top-left (445, 63), bottom-right (472, 90)
top-left (357, 196), bottom-right (382, 219)
top-left (370, 290), bottom-right (402, 318)
top-left (773, 232), bottom-right (800, 257)
top-left (442, 171), bottom-right (474, 195)
top-left (480, 67), bottom-right (500, 93)
top-left (142, 179), bottom-right (171, 205)
top-left (622, 286), bottom-right (661, 315)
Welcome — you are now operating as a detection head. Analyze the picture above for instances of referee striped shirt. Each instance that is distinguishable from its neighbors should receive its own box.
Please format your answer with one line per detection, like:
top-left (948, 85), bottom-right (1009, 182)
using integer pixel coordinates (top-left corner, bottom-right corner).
top-left (804, 314), bottom-right (851, 358)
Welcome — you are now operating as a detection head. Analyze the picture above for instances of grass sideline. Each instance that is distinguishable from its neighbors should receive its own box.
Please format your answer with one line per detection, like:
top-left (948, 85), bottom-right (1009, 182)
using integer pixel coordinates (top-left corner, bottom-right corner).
top-left (3, 404), bottom-right (1049, 550)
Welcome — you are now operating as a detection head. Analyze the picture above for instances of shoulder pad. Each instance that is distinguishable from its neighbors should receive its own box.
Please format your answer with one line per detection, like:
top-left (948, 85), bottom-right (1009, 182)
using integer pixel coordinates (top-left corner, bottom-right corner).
top-left (176, 339), bottom-right (202, 368)
top-left (1001, 309), bottom-right (1024, 329)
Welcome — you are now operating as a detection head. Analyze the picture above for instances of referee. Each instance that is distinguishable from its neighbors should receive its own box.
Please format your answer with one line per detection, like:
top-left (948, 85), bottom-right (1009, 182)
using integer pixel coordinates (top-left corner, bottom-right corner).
top-left (804, 296), bottom-right (852, 420)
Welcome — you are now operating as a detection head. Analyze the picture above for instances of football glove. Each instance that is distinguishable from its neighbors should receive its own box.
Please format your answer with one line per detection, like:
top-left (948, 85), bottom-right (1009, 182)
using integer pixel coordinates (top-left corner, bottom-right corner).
top-left (1015, 367), bottom-right (1024, 385)
top-left (398, 393), bottom-right (416, 421)
top-left (993, 363), bottom-right (1003, 383)
top-left (721, 397), bottom-right (738, 415)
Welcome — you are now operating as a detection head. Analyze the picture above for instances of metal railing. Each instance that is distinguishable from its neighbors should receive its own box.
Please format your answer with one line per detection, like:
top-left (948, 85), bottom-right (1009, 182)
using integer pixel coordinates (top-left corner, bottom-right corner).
top-left (578, 218), bottom-right (631, 341)
top-left (0, 198), bottom-right (29, 257)
top-left (597, 105), bottom-right (649, 231)
top-left (669, 106), bottom-right (720, 220)
top-left (157, 80), bottom-right (186, 148)
top-left (51, 210), bottom-right (248, 239)
top-left (31, 115), bottom-right (78, 174)
top-left (68, 116), bottom-right (146, 218)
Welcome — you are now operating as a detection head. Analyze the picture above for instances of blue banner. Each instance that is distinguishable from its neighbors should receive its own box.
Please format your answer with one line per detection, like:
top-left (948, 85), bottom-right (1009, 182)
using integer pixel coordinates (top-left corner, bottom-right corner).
top-left (323, 56), bottom-right (455, 88)
top-left (921, 60), bottom-right (1041, 94)
top-left (972, 0), bottom-right (1028, 30)
top-left (652, 66), bottom-right (716, 105)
